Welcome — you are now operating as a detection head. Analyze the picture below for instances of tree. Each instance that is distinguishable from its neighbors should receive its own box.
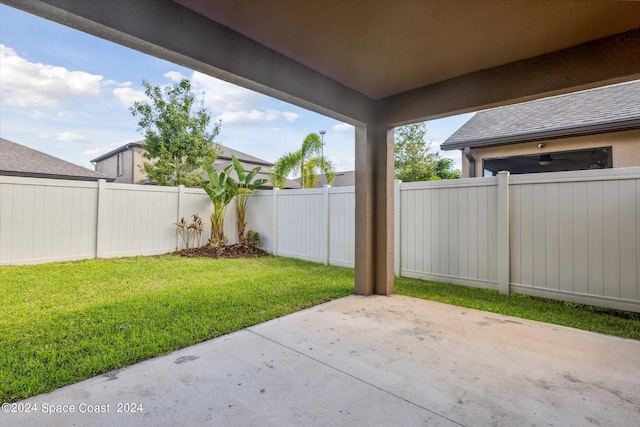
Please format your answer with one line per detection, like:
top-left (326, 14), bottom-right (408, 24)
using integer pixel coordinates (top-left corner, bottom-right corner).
top-left (394, 123), bottom-right (461, 182)
top-left (435, 158), bottom-right (462, 179)
top-left (131, 78), bottom-right (221, 187)
top-left (270, 133), bottom-right (336, 189)
top-left (230, 155), bottom-right (267, 244)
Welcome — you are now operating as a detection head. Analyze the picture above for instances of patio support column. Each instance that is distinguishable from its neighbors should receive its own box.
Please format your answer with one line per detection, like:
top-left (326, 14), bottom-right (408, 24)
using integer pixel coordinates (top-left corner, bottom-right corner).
top-left (354, 122), bottom-right (395, 295)
top-left (497, 171), bottom-right (510, 295)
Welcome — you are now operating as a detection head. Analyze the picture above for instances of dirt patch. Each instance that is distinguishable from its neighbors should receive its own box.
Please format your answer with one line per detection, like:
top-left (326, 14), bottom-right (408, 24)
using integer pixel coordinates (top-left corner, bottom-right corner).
top-left (174, 244), bottom-right (269, 259)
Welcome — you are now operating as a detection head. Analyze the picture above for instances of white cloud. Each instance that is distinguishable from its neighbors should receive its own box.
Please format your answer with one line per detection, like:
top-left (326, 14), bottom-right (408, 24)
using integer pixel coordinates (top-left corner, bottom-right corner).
top-left (216, 109), bottom-right (299, 124)
top-left (190, 71), bottom-right (263, 113)
top-left (36, 131), bottom-right (86, 142)
top-left (189, 71), bottom-right (300, 124)
top-left (281, 112), bottom-right (300, 123)
top-left (164, 71), bottom-right (186, 82)
top-left (0, 44), bottom-right (103, 107)
top-left (216, 109), bottom-right (278, 124)
top-left (113, 85), bottom-right (146, 108)
top-left (82, 147), bottom-right (106, 157)
top-left (55, 131), bottom-right (86, 142)
top-left (332, 123), bottom-right (354, 132)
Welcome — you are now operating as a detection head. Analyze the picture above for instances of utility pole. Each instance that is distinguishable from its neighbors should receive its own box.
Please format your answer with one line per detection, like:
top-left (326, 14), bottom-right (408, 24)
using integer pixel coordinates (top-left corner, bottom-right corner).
top-left (319, 130), bottom-right (326, 185)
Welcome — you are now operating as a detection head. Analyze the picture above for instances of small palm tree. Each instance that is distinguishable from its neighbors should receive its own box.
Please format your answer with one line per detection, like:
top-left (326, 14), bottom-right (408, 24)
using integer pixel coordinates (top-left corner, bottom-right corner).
top-left (201, 162), bottom-right (236, 247)
top-left (230, 155), bottom-right (267, 244)
top-left (270, 133), bottom-right (336, 189)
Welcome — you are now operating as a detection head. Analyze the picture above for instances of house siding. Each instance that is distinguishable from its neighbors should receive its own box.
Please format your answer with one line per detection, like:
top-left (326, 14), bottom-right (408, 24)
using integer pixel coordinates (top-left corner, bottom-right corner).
top-left (96, 149), bottom-right (136, 183)
top-left (464, 128), bottom-right (640, 177)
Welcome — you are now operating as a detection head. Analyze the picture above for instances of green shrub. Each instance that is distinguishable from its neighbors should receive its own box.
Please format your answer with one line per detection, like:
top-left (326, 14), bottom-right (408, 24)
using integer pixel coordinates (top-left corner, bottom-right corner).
top-left (245, 230), bottom-right (260, 248)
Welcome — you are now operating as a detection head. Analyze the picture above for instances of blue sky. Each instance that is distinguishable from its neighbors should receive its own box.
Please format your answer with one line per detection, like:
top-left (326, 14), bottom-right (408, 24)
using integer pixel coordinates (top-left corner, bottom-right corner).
top-left (0, 4), bottom-right (471, 173)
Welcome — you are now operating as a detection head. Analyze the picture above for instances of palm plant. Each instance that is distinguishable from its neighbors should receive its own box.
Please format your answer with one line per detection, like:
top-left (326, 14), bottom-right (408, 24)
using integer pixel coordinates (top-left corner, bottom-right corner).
top-left (270, 132), bottom-right (336, 189)
top-left (201, 162), bottom-right (236, 247)
top-left (230, 155), bottom-right (267, 244)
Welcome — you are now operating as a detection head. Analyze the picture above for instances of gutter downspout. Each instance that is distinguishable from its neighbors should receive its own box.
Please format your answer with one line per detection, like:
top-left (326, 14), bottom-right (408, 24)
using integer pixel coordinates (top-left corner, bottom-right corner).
top-left (464, 147), bottom-right (476, 178)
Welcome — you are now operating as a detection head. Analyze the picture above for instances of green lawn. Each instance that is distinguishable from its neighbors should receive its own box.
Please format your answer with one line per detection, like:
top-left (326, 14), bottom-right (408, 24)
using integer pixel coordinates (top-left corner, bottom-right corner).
top-left (2, 256), bottom-right (639, 403)
top-left (0, 255), bottom-right (353, 402)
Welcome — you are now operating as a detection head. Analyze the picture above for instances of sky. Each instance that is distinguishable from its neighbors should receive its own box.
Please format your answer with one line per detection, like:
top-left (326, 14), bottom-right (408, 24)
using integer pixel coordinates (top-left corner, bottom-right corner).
top-left (0, 4), bottom-right (472, 174)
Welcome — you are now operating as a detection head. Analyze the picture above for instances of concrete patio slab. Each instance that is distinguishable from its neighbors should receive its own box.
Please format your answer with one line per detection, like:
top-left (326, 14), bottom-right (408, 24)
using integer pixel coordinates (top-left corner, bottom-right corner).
top-left (3, 295), bottom-right (639, 426)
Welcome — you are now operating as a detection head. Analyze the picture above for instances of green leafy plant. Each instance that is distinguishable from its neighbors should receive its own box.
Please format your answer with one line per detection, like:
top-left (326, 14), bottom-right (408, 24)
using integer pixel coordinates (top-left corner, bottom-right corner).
top-left (245, 229), bottom-right (261, 248)
top-left (230, 155), bottom-right (267, 244)
top-left (201, 162), bottom-right (236, 247)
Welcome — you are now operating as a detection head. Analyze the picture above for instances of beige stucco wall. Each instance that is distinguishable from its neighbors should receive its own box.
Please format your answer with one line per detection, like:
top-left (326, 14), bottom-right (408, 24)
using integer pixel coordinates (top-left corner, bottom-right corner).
top-left (462, 128), bottom-right (640, 177)
top-left (94, 147), bottom-right (151, 184)
top-left (131, 147), bottom-right (148, 184)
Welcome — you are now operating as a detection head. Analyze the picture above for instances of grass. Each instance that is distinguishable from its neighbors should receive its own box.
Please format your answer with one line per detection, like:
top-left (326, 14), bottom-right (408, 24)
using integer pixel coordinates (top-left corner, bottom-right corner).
top-left (0, 255), bottom-right (353, 402)
top-left (2, 256), bottom-right (639, 403)
top-left (395, 277), bottom-right (640, 341)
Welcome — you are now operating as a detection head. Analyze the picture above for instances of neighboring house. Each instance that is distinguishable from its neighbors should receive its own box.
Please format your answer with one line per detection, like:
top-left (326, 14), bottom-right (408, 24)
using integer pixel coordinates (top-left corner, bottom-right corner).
top-left (441, 80), bottom-right (640, 178)
top-left (91, 141), bottom-right (289, 188)
top-left (0, 138), bottom-right (112, 182)
top-left (91, 141), bottom-right (148, 184)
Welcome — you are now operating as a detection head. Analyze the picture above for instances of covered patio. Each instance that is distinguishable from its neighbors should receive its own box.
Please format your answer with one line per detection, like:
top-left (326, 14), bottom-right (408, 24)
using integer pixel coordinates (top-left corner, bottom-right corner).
top-left (2, 1), bottom-right (640, 425)
top-left (6, 295), bottom-right (640, 426)
top-left (6, 0), bottom-right (640, 296)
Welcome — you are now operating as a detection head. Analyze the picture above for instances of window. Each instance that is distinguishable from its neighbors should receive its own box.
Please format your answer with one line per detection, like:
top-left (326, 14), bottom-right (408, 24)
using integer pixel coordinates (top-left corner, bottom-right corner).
top-left (482, 147), bottom-right (612, 176)
top-left (116, 152), bottom-right (124, 176)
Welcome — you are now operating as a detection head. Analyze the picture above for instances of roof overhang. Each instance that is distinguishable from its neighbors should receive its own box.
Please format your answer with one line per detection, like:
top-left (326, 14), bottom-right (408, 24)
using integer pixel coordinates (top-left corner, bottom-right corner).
top-left (0, 170), bottom-right (115, 182)
top-left (90, 142), bottom-right (144, 163)
top-left (4, 0), bottom-right (640, 127)
top-left (441, 117), bottom-right (640, 151)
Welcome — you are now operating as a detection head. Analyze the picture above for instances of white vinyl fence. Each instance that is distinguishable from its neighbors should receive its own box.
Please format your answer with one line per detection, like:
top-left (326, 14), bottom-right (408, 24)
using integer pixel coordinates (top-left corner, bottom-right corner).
top-left (246, 186), bottom-right (355, 267)
top-left (396, 168), bottom-right (640, 313)
top-left (2, 167), bottom-right (639, 312)
top-left (0, 176), bottom-right (233, 264)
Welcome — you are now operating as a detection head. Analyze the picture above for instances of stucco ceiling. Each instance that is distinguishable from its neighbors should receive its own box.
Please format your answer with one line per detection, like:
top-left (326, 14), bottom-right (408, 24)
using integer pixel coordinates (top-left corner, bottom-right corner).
top-left (174, 0), bottom-right (640, 100)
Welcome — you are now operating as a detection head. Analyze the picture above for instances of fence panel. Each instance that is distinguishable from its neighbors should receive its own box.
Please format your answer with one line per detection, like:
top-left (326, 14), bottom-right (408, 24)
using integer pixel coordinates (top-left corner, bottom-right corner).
top-left (275, 188), bottom-right (325, 263)
top-left (399, 179), bottom-right (500, 289)
top-left (102, 184), bottom-right (179, 257)
top-left (509, 169), bottom-right (640, 312)
top-left (0, 176), bottom-right (98, 264)
top-left (328, 187), bottom-right (355, 267)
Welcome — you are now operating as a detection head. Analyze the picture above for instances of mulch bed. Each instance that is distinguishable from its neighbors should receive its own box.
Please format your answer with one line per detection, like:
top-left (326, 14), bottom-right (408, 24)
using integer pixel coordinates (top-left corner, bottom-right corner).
top-left (174, 244), bottom-right (269, 259)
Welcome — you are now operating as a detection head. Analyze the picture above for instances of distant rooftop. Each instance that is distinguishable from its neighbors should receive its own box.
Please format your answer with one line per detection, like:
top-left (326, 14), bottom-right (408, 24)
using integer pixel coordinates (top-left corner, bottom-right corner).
top-left (91, 141), bottom-right (272, 166)
top-left (441, 80), bottom-right (640, 150)
top-left (291, 171), bottom-right (355, 188)
top-left (0, 138), bottom-right (112, 182)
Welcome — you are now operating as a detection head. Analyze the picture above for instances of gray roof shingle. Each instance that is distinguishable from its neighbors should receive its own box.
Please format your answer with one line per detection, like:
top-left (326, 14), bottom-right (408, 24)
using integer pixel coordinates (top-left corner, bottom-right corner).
top-left (0, 138), bottom-right (112, 181)
top-left (91, 141), bottom-right (273, 166)
top-left (217, 145), bottom-right (272, 166)
top-left (441, 80), bottom-right (640, 150)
